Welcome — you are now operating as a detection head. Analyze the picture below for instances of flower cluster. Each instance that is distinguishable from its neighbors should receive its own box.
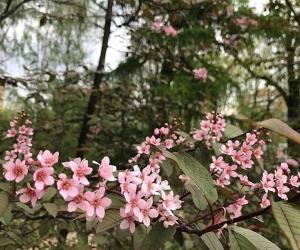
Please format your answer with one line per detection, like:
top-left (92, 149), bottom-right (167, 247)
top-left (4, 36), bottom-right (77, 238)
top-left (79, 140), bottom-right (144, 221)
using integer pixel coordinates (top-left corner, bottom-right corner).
top-left (152, 18), bottom-right (178, 37)
top-left (260, 162), bottom-right (300, 206)
top-left (193, 67), bottom-right (208, 81)
top-left (3, 112), bottom-right (33, 183)
top-left (192, 112), bottom-right (227, 148)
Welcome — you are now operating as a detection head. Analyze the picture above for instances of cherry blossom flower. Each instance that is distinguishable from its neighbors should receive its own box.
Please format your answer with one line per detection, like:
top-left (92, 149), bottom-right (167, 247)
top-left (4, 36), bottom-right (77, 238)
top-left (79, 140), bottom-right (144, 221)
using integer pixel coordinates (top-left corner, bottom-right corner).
top-left (33, 167), bottom-right (55, 190)
top-left (163, 25), bottom-right (178, 36)
top-left (120, 208), bottom-right (136, 233)
top-left (97, 156), bottom-right (117, 181)
top-left (37, 150), bottom-right (59, 167)
top-left (289, 175), bottom-right (300, 188)
top-left (133, 197), bottom-right (158, 227)
top-left (146, 136), bottom-right (161, 146)
top-left (261, 171), bottom-right (275, 193)
top-left (84, 187), bottom-right (111, 220)
top-left (193, 67), bottom-right (208, 81)
top-left (260, 193), bottom-right (270, 208)
top-left (136, 142), bottom-right (150, 155)
top-left (235, 196), bottom-right (248, 206)
top-left (223, 164), bottom-right (238, 179)
top-left (57, 173), bottom-right (78, 199)
top-left (17, 184), bottom-right (44, 207)
top-left (124, 184), bottom-right (145, 214)
top-left (65, 185), bottom-right (90, 212)
top-left (276, 184), bottom-right (289, 200)
top-left (68, 158), bottom-right (92, 185)
top-left (286, 158), bottom-right (299, 167)
top-left (161, 191), bottom-right (182, 213)
top-left (165, 139), bottom-right (174, 149)
top-left (3, 159), bottom-right (28, 182)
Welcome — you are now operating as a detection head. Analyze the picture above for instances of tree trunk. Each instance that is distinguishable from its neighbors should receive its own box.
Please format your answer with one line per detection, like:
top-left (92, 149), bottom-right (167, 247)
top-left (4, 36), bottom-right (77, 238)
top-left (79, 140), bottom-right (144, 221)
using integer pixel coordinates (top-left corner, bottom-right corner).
top-left (77, 0), bottom-right (113, 157)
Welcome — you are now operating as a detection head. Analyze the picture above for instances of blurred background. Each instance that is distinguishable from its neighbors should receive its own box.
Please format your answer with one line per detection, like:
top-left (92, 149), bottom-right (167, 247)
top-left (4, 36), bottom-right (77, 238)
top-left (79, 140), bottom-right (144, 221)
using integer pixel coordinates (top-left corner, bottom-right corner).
top-left (0, 0), bottom-right (299, 248)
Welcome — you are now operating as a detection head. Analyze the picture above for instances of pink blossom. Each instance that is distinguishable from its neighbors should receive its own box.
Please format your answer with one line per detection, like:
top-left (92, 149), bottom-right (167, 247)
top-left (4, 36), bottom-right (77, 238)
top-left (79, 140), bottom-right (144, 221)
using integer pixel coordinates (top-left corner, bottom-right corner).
top-left (260, 193), bottom-right (270, 208)
top-left (3, 159), bottom-right (28, 182)
top-left (223, 164), bottom-right (238, 179)
top-left (133, 197), bottom-right (158, 227)
top-left (33, 167), bottom-right (54, 190)
top-left (57, 173), bottom-right (78, 199)
top-left (124, 183), bottom-right (144, 213)
top-left (84, 187), bottom-right (111, 219)
top-left (160, 127), bottom-right (169, 135)
top-left (235, 196), bottom-right (248, 206)
top-left (37, 150), bottom-right (59, 167)
top-left (66, 185), bottom-right (90, 212)
top-left (120, 208), bottom-right (136, 233)
top-left (193, 68), bottom-right (208, 81)
top-left (137, 142), bottom-right (150, 155)
top-left (253, 147), bottom-right (263, 158)
top-left (286, 158), bottom-right (299, 167)
top-left (161, 191), bottom-right (182, 213)
top-left (146, 136), bottom-right (161, 146)
top-left (276, 184), bottom-right (289, 200)
top-left (239, 175), bottom-right (253, 187)
top-left (261, 171), bottom-right (275, 193)
top-left (97, 156), bottom-right (117, 181)
top-left (141, 175), bottom-right (161, 196)
top-left (69, 158), bottom-right (92, 185)
top-left (226, 203), bottom-right (242, 218)
top-left (7, 128), bottom-right (17, 138)
top-left (152, 20), bottom-right (163, 31)
top-left (163, 25), bottom-right (178, 36)
top-left (246, 133), bottom-right (257, 146)
top-left (289, 175), bottom-right (300, 188)
top-left (4, 150), bottom-right (17, 161)
top-left (17, 184), bottom-right (44, 207)
top-left (164, 139), bottom-right (174, 149)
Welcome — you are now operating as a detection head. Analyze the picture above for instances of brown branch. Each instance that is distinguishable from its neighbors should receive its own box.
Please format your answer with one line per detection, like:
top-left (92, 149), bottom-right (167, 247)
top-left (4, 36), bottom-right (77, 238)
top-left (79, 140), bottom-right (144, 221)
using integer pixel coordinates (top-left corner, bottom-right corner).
top-left (76, 0), bottom-right (114, 157)
top-left (0, 0), bottom-right (32, 22)
top-left (177, 192), bottom-right (300, 236)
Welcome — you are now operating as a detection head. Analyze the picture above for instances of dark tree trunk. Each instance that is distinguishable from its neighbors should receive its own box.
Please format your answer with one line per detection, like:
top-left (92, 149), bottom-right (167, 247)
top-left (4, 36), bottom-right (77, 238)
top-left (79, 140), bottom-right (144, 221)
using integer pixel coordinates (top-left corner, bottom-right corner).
top-left (286, 36), bottom-right (300, 158)
top-left (76, 0), bottom-right (113, 157)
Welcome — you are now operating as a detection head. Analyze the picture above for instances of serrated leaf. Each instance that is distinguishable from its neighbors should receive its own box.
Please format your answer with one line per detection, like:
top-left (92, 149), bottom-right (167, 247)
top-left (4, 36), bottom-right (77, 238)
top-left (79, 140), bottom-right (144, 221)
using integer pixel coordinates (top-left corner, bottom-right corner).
top-left (201, 232), bottom-right (224, 250)
top-left (43, 187), bottom-right (57, 201)
top-left (142, 223), bottom-right (176, 250)
top-left (272, 201), bottom-right (300, 250)
top-left (43, 203), bottom-right (58, 217)
top-left (96, 209), bottom-right (122, 233)
top-left (0, 192), bottom-right (9, 216)
top-left (224, 125), bottom-right (244, 139)
top-left (257, 119), bottom-right (300, 144)
top-left (231, 226), bottom-right (280, 250)
top-left (163, 151), bottom-right (217, 207)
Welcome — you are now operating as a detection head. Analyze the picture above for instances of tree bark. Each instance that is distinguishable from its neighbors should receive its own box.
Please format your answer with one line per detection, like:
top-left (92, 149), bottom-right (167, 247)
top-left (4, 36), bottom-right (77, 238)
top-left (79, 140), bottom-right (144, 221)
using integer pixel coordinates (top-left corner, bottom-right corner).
top-left (77, 0), bottom-right (113, 157)
top-left (286, 19), bottom-right (300, 158)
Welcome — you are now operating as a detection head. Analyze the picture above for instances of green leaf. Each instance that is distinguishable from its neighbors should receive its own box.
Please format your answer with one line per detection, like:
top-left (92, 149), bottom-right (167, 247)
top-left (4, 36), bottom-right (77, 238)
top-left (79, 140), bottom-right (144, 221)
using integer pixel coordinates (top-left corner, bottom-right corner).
top-left (141, 223), bottom-right (176, 250)
top-left (1, 203), bottom-right (13, 225)
top-left (133, 225), bottom-right (147, 250)
top-left (43, 187), bottom-right (57, 201)
top-left (231, 226), bottom-right (280, 250)
top-left (224, 125), bottom-right (244, 139)
top-left (16, 202), bottom-right (34, 214)
top-left (0, 192), bottom-right (9, 216)
top-left (0, 182), bottom-right (13, 194)
top-left (186, 183), bottom-right (207, 210)
top-left (257, 119), bottom-right (300, 144)
top-left (272, 201), bottom-right (300, 250)
top-left (96, 209), bottom-right (122, 233)
top-left (229, 230), bottom-right (256, 250)
top-left (201, 232), bottom-right (224, 250)
top-left (163, 151), bottom-right (218, 208)
top-left (43, 203), bottom-right (58, 217)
